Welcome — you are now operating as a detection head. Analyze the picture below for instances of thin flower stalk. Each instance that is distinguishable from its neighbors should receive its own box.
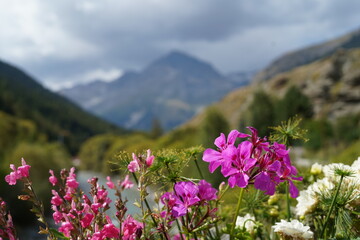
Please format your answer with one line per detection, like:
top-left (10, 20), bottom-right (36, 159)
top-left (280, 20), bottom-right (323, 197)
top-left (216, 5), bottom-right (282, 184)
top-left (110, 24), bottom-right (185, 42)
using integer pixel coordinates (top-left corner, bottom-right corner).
top-left (230, 187), bottom-right (245, 240)
top-left (285, 181), bottom-right (291, 221)
top-left (320, 174), bottom-right (344, 239)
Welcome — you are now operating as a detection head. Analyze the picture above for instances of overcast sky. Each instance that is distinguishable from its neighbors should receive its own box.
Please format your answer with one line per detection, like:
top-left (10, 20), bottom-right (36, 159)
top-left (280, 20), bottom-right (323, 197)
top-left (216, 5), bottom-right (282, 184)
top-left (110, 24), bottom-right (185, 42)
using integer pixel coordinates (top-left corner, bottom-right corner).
top-left (1, 0), bottom-right (360, 90)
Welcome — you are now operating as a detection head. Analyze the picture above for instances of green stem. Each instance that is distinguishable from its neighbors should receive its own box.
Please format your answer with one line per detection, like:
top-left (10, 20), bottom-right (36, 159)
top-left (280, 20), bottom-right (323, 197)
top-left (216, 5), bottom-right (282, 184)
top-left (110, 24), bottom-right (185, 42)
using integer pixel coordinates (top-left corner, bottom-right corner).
top-left (320, 174), bottom-right (344, 239)
top-left (285, 182), bottom-right (291, 221)
top-left (230, 187), bottom-right (245, 240)
top-left (176, 219), bottom-right (185, 240)
top-left (26, 179), bottom-right (56, 239)
top-left (131, 172), bottom-right (162, 238)
top-left (194, 157), bottom-right (205, 179)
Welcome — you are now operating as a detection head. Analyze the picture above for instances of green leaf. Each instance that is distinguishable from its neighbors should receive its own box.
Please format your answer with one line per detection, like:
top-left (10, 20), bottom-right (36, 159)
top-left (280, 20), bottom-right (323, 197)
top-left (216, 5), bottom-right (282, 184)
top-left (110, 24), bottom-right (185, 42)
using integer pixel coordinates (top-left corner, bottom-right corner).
top-left (49, 228), bottom-right (70, 240)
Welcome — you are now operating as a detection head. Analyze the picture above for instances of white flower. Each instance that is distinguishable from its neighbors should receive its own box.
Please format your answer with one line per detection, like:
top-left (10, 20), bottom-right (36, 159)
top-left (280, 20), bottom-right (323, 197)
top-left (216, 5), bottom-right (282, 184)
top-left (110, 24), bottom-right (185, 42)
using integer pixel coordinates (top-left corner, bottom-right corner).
top-left (310, 163), bottom-right (322, 175)
top-left (236, 213), bottom-right (255, 233)
top-left (273, 219), bottom-right (313, 239)
top-left (295, 178), bottom-right (334, 216)
top-left (295, 189), bottom-right (317, 216)
top-left (351, 156), bottom-right (360, 172)
top-left (323, 163), bottom-right (353, 180)
top-left (309, 178), bottom-right (334, 193)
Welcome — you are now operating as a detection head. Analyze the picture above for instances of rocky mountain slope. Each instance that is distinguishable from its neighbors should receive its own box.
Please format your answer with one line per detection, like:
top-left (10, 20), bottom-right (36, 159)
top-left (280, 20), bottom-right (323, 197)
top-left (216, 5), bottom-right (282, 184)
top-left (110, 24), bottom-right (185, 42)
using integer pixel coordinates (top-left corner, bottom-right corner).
top-left (185, 48), bottom-right (360, 129)
top-left (60, 51), bottom-right (252, 131)
top-left (254, 27), bottom-right (360, 82)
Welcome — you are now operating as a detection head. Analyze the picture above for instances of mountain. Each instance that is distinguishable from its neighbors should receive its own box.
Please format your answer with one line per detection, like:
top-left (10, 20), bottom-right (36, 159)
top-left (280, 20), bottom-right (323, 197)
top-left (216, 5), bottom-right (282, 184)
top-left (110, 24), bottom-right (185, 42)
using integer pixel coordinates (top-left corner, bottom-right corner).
top-left (254, 27), bottom-right (360, 82)
top-left (0, 59), bottom-right (124, 154)
top-left (185, 48), bottom-right (360, 129)
top-left (60, 51), bottom-right (249, 131)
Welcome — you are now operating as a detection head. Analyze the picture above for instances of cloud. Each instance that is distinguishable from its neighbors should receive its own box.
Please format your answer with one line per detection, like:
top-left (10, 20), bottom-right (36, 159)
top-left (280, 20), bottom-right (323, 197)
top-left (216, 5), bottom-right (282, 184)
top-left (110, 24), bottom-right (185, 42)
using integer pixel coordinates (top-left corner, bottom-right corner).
top-left (1, 0), bottom-right (360, 88)
top-left (44, 67), bottom-right (123, 91)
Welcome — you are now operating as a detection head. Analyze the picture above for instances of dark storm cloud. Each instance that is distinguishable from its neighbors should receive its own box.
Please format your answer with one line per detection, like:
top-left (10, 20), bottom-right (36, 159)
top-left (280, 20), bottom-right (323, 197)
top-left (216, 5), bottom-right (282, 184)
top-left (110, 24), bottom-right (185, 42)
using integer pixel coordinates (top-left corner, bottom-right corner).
top-left (1, 0), bottom-right (360, 89)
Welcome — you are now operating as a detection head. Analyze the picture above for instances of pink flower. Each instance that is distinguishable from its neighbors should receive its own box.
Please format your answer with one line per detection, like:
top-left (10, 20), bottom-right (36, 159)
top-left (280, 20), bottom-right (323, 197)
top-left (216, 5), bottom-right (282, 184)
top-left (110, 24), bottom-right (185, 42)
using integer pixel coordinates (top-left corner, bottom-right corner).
top-left (172, 182), bottom-right (200, 217)
top-left (106, 176), bottom-right (115, 189)
top-left (17, 158), bottom-right (30, 178)
top-left (4, 169), bottom-right (18, 185)
top-left (122, 215), bottom-right (143, 240)
top-left (52, 206), bottom-right (63, 224)
top-left (66, 178), bottom-right (79, 189)
top-left (173, 234), bottom-right (194, 240)
top-left (51, 190), bottom-right (63, 206)
top-left (5, 159), bottom-right (31, 185)
top-left (203, 130), bottom-right (248, 173)
top-left (80, 213), bottom-right (94, 228)
top-left (120, 175), bottom-right (134, 189)
top-left (66, 167), bottom-right (79, 189)
top-left (203, 127), bottom-right (303, 198)
top-left (160, 192), bottom-right (177, 208)
top-left (221, 141), bottom-right (257, 188)
top-left (145, 149), bottom-right (155, 167)
top-left (59, 221), bottom-right (74, 237)
top-left (128, 153), bottom-right (140, 172)
top-left (49, 170), bottom-right (58, 186)
top-left (198, 180), bottom-right (218, 201)
top-left (101, 216), bottom-right (120, 238)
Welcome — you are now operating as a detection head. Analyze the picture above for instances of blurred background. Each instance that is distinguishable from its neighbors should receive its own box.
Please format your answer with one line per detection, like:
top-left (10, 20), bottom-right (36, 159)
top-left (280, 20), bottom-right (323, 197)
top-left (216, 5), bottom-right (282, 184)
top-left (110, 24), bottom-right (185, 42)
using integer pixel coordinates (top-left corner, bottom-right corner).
top-left (1, 0), bottom-right (360, 236)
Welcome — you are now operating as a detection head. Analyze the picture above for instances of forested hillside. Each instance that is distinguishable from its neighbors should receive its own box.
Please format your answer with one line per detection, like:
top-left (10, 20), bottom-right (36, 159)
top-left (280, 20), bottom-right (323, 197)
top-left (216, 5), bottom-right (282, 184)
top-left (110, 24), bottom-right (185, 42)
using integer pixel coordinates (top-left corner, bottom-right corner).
top-left (0, 60), bottom-right (125, 154)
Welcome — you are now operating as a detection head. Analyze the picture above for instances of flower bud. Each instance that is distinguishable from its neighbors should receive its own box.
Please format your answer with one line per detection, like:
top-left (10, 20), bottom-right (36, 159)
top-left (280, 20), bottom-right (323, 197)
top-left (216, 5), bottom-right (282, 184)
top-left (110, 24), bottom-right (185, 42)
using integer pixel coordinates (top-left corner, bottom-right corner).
top-left (269, 208), bottom-right (279, 217)
top-left (18, 195), bottom-right (31, 201)
top-left (268, 194), bottom-right (279, 205)
top-left (219, 181), bottom-right (226, 192)
top-left (310, 163), bottom-right (322, 175)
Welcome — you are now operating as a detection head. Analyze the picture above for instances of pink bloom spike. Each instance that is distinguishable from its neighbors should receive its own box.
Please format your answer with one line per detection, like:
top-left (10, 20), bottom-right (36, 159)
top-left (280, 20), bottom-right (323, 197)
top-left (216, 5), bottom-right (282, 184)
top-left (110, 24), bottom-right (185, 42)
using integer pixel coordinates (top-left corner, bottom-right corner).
top-left (49, 170), bottom-right (58, 186)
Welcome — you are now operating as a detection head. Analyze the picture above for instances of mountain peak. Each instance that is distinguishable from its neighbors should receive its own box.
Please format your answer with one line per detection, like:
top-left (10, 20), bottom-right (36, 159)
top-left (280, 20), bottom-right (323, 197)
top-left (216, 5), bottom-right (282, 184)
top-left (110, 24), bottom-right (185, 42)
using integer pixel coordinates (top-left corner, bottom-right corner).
top-left (147, 50), bottom-right (222, 79)
top-left (152, 50), bottom-right (204, 66)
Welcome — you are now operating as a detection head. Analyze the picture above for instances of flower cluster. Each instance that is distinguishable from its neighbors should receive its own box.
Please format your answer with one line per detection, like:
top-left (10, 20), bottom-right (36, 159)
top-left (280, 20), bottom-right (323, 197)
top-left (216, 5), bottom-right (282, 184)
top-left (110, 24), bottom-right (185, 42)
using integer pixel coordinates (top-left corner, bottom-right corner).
top-left (4, 158), bottom-right (30, 185)
top-left (48, 168), bottom-right (140, 239)
top-left (128, 149), bottom-right (154, 172)
top-left (6, 129), bottom-right (358, 239)
top-left (296, 157), bottom-right (360, 217)
top-left (0, 198), bottom-right (17, 240)
top-left (203, 128), bottom-right (302, 197)
top-left (160, 180), bottom-right (218, 233)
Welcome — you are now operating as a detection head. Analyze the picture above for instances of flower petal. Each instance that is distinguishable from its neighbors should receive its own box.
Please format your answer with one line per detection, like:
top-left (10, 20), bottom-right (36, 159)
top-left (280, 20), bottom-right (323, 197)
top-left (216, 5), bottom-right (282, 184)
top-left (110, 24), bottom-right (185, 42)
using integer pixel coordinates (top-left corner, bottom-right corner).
top-left (289, 180), bottom-right (299, 198)
top-left (236, 173), bottom-right (249, 188)
top-left (214, 133), bottom-right (226, 148)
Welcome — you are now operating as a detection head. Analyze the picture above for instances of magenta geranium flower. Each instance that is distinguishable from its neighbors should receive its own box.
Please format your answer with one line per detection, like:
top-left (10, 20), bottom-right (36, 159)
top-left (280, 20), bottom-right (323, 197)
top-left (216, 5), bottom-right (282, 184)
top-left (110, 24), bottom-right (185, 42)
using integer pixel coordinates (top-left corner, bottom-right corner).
top-left (172, 182), bottom-right (200, 217)
top-left (202, 130), bottom-right (248, 173)
top-left (221, 141), bottom-right (257, 188)
top-left (203, 127), bottom-right (303, 198)
top-left (161, 180), bottom-right (218, 220)
top-left (198, 180), bottom-right (218, 201)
